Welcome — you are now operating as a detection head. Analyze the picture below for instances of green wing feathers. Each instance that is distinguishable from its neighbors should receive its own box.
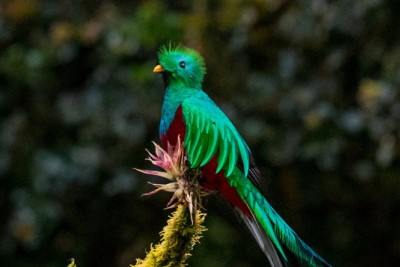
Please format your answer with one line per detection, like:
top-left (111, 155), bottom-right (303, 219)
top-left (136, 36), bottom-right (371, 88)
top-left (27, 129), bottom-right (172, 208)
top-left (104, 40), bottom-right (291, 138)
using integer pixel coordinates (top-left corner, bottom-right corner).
top-left (230, 168), bottom-right (332, 267)
top-left (181, 94), bottom-right (330, 267)
top-left (182, 97), bottom-right (250, 177)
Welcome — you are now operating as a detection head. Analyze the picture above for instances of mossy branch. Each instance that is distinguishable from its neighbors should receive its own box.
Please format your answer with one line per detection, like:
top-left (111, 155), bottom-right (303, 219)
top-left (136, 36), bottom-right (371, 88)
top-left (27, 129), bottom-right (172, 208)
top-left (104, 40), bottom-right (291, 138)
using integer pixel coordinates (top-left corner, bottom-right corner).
top-left (131, 137), bottom-right (209, 266)
top-left (132, 204), bottom-right (206, 267)
top-left (65, 138), bottom-right (208, 267)
top-left (65, 206), bottom-right (206, 267)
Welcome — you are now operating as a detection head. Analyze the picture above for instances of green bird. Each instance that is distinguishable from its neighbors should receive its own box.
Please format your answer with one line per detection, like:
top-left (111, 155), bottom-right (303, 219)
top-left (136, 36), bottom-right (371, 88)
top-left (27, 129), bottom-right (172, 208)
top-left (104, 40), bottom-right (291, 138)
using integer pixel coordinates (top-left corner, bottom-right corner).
top-left (154, 44), bottom-right (331, 267)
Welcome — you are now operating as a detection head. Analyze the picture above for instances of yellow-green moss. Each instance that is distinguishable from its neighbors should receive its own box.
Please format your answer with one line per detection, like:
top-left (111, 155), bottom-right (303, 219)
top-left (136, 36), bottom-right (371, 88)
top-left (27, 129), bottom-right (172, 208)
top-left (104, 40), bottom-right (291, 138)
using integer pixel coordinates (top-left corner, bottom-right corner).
top-left (132, 205), bottom-right (206, 267)
top-left (67, 258), bottom-right (76, 267)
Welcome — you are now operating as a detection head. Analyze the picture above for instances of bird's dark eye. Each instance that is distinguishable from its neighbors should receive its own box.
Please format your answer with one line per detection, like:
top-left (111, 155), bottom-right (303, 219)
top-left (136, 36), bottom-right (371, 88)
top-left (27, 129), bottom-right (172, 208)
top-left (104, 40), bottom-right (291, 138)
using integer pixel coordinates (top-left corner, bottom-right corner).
top-left (179, 61), bottom-right (186, 68)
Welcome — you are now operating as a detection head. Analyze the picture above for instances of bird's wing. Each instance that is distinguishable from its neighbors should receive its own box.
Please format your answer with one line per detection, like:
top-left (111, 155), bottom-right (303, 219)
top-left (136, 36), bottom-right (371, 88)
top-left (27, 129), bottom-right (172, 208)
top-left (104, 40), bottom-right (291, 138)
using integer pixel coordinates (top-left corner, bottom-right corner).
top-left (181, 95), bottom-right (250, 177)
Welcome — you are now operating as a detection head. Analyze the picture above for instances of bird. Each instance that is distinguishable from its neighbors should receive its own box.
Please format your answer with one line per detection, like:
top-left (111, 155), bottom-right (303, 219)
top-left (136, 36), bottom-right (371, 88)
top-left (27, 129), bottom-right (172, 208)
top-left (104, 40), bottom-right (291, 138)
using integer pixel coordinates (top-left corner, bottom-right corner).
top-left (153, 44), bottom-right (331, 267)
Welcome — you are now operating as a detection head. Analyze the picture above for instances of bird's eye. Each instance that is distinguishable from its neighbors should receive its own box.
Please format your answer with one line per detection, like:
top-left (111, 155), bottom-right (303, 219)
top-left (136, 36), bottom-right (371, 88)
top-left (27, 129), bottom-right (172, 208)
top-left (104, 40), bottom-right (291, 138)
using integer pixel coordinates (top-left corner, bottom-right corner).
top-left (179, 61), bottom-right (186, 68)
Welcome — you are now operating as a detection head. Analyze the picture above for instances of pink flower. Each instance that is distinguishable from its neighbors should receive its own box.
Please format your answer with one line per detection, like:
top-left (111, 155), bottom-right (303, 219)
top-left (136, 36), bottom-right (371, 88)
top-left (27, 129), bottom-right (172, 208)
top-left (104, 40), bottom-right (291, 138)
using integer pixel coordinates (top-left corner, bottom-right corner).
top-left (136, 136), bottom-right (185, 180)
top-left (134, 136), bottom-right (207, 224)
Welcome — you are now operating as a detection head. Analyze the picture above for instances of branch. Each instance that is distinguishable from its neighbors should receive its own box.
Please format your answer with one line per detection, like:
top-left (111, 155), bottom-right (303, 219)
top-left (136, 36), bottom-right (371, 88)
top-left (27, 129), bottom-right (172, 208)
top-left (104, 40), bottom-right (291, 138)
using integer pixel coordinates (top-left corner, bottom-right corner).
top-left (132, 205), bottom-right (206, 267)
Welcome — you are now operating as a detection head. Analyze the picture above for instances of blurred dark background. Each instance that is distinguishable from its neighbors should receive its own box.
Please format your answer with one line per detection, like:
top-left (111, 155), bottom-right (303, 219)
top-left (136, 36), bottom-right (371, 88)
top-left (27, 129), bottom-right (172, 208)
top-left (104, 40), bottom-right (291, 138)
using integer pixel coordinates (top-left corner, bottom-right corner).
top-left (1, 0), bottom-right (399, 266)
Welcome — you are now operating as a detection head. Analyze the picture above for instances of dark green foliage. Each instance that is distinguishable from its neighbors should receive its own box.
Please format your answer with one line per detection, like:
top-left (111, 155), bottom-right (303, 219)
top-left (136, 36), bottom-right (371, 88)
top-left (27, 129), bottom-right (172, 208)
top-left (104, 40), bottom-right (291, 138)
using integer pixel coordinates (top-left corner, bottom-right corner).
top-left (1, 1), bottom-right (399, 267)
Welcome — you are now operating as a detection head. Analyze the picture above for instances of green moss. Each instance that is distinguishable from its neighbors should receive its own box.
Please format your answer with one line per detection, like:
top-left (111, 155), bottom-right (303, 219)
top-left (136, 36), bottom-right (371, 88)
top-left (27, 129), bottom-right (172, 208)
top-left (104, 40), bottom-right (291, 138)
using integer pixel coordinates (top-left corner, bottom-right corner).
top-left (132, 205), bottom-right (206, 267)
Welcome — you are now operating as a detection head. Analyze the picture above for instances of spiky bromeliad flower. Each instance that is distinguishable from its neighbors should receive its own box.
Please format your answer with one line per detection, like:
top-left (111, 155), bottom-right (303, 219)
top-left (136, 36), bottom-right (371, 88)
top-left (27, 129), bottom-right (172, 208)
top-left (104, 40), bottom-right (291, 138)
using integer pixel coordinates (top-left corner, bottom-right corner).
top-left (134, 136), bottom-right (207, 223)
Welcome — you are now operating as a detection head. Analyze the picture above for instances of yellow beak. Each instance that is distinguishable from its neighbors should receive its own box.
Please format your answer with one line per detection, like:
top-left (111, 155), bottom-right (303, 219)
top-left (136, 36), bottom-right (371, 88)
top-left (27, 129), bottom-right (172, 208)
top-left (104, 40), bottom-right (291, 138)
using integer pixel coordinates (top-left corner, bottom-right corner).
top-left (153, 64), bottom-right (164, 73)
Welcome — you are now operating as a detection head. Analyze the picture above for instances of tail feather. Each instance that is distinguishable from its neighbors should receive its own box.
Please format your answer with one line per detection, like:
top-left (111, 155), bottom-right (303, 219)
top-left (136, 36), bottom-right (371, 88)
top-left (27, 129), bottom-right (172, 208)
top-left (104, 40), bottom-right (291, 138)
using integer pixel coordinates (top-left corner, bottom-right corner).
top-left (254, 192), bottom-right (331, 267)
top-left (235, 208), bottom-right (284, 267)
top-left (231, 169), bottom-right (331, 267)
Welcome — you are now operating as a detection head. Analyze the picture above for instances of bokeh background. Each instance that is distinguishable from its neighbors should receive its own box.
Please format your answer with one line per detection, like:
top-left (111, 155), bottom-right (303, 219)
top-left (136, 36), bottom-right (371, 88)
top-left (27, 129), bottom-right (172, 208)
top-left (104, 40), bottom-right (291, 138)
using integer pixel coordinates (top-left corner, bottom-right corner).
top-left (1, 0), bottom-right (400, 266)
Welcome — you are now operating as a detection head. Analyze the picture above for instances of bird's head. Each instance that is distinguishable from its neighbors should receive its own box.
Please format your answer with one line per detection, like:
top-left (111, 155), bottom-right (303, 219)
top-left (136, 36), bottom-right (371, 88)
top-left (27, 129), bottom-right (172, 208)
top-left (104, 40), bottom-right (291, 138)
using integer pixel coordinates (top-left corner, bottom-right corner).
top-left (154, 45), bottom-right (206, 89)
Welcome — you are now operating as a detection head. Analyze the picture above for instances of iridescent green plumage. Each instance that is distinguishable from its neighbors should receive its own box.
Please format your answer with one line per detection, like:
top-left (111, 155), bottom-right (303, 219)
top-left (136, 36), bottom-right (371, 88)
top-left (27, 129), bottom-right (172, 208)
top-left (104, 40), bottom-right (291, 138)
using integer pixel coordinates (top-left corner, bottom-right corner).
top-left (156, 44), bottom-right (331, 267)
top-left (229, 167), bottom-right (330, 266)
top-left (182, 95), bottom-right (250, 177)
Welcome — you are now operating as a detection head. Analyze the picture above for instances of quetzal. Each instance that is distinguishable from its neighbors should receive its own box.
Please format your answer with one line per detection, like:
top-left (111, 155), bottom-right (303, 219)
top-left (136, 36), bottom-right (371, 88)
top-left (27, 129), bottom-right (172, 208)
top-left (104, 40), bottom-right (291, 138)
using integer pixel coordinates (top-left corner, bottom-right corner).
top-left (153, 45), bottom-right (331, 267)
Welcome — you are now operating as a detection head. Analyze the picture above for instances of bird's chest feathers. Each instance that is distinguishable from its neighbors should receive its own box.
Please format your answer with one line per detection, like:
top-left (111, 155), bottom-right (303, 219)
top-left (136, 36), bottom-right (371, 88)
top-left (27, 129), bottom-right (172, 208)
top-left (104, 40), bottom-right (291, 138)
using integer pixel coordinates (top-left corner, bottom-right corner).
top-left (160, 105), bottom-right (185, 148)
top-left (159, 87), bottom-right (194, 146)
